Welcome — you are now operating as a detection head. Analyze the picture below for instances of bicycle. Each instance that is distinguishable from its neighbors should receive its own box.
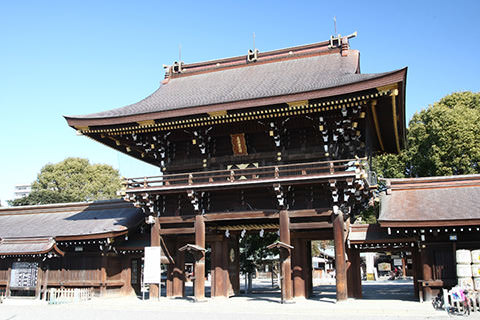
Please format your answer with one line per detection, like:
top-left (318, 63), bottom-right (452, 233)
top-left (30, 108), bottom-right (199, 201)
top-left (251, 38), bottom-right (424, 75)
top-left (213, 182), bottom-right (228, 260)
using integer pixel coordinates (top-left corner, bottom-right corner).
top-left (445, 287), bottom-right (471, 317)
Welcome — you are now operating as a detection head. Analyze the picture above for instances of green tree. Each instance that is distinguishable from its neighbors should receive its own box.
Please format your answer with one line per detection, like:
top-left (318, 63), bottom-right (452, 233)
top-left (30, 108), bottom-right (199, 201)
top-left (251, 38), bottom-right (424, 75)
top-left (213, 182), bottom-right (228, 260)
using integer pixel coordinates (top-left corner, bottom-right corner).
top-left (373, 91), bottom-right (480, 178)
top-left (9, 157), bottom-right (122, 206)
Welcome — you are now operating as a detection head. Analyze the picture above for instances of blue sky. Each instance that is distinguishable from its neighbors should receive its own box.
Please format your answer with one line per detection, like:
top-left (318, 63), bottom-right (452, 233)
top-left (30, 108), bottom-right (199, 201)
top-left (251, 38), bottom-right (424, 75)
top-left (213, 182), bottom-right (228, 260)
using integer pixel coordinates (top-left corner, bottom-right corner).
top-left (1, 1), bottom-right (479, 204)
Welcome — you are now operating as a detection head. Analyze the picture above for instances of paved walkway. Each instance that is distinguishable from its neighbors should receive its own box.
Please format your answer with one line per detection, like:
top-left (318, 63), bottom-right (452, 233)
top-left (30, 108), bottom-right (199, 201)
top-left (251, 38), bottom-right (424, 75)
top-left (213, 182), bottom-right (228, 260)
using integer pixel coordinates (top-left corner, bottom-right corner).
top-left (1, 280), bottom-right (478, 320)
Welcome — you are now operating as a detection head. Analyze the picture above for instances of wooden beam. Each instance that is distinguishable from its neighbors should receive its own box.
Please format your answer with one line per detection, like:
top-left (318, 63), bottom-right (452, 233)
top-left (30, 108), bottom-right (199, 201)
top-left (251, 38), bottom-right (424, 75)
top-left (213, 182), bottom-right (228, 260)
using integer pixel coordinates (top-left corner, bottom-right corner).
top-left (290, 221), bottom-right (332, 230)
top-left (158, 209), bottom-right (332, 225)
top-left (160, 227), bottom-right (195, 235)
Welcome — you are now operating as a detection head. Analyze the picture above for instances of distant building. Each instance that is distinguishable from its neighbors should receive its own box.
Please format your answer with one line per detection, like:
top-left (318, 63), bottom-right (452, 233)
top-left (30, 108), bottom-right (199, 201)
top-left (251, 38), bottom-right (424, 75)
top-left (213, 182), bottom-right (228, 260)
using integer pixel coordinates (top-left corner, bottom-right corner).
top-left (13, 184), bottom-right (31, 199)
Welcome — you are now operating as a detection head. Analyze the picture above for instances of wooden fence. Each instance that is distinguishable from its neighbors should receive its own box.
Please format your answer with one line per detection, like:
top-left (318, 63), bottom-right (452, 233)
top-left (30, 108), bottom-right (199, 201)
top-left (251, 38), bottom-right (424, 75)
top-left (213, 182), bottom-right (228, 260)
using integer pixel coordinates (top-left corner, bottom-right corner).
top-left (46, 288), bottom-right (94, 304)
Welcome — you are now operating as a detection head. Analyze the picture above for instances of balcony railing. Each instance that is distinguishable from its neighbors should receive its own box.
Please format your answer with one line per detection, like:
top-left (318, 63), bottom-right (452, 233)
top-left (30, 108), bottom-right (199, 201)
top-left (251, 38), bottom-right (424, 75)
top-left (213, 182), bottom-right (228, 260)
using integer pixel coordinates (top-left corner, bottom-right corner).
top-left (123, 158), bottom-right (370, 193)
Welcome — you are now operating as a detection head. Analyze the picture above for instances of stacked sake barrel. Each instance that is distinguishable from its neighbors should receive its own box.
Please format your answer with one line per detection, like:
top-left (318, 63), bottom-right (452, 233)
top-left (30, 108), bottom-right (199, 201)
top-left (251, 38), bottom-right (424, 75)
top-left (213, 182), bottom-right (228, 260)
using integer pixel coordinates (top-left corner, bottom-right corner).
top-left (472, 250), bottom-right (480, 290)
top-left (457, 249), bottom-right (474, 289)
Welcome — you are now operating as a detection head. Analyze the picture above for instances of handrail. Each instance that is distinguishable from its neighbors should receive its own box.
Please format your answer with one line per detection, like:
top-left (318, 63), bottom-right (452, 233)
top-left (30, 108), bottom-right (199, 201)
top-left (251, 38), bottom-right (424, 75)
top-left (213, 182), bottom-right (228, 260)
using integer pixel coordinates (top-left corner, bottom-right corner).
top-left (123, 158), bottom-right (367, 192)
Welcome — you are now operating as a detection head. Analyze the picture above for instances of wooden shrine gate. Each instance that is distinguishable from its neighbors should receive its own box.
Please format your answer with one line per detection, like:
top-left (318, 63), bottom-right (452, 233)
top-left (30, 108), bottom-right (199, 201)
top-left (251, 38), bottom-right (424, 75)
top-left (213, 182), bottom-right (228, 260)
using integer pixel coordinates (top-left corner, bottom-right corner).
top-left (123, 159), bottom-right (374, 302)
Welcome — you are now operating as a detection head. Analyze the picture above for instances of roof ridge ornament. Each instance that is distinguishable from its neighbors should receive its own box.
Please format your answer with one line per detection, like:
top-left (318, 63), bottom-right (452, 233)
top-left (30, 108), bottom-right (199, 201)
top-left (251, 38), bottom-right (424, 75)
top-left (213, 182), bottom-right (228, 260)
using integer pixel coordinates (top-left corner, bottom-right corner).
top-left (247, 48), bottom-right (259, 63)
top-left (329, 31), bottom-right (357, 55)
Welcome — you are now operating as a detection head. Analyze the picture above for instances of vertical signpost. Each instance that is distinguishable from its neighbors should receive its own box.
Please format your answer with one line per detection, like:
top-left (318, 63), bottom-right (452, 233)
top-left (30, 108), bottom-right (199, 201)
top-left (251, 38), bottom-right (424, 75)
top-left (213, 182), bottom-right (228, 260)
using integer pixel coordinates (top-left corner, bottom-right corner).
top-left (144, 246), bottom-right (162, 300)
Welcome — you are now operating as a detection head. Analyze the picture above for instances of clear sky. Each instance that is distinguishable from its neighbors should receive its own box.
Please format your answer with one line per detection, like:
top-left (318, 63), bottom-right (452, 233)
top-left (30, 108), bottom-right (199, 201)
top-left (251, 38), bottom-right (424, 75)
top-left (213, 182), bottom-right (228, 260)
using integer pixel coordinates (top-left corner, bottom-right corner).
top-left (1, 0), bottom-right (479, 205)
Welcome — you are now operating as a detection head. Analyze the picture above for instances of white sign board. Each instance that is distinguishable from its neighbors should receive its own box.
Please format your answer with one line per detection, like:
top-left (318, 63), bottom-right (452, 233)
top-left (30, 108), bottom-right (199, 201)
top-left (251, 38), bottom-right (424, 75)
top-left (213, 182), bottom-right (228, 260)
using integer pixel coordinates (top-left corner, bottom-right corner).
top-left (393, 259), bottom-right (403, 266)
top-left (144, 246), bottom-right (162, 284)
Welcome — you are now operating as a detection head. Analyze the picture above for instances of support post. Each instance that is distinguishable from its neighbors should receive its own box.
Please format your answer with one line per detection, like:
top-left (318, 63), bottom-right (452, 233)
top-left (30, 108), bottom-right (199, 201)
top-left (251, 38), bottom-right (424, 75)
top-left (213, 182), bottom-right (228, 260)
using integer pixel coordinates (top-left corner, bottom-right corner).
top-left (279, 210), bottom-right (293, 302)
top-left (346, 248), bottom-right (362, 299)
top-left (194, 214), bottom-right (206, 301)
top-left (333, 210), bottom-right (348, 301)
top-left (292, 238), bottom-right (306, 298)
top-left (5, 263), bottom-right (11, 297)
top-left (412, 248), bottom-right (420, 299)
top-left (421, 248), bottom-right (433, 301)
top-left (173, 242), bottom-right (185, 298)
top-left (306, 240), bottom-right (313, 298)
top-left (100, 255), bottom-right (107, 296)
top-left (228, 234), bottom-right (240, 296)
top-left (150, 217), bottom-right (161, 299)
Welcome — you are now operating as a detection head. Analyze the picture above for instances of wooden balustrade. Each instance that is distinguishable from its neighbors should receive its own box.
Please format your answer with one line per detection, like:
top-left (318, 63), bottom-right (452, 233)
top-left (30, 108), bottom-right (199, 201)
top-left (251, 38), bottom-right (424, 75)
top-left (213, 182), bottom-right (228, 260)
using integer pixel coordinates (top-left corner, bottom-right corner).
top-left (124, 158), bottom-right (367, 192)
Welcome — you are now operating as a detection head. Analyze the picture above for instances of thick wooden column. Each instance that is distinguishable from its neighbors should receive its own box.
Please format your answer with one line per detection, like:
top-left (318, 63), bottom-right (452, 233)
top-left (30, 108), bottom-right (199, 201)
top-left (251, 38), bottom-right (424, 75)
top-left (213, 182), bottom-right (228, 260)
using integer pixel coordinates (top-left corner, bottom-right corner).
top-left (228, 234), bottom-right (240, 296)
top-left (150, 217), bottom-right (161, 299)
top-left (412, 249), bottom-right (420, 299)
top-left (421, 248), bottom-right (434, 301)
top-left (292, 238), bottom-right (306, 298)
top-left (194, 215), bottom-right (206, 301)
top-left (279, 210), bottom-right (293, 302)
top-left (100, 255), bottom-right (107, 296)
top-left (346, 248), bottom-right (362, 299)
top-left (172, 242), bottom-right (185, 297)
top-left (5, 262), bottom-right (12, 297)
top-left (35, 265), bottom-right (43, 299)
top-left (333, 211), bottom-right (348, 301)
top-left (211, 239), bottom-right (228, 298)
top-left (306, 240), bottom-right (313, 298)
top-left (120, 257), bottom-right (132, 296)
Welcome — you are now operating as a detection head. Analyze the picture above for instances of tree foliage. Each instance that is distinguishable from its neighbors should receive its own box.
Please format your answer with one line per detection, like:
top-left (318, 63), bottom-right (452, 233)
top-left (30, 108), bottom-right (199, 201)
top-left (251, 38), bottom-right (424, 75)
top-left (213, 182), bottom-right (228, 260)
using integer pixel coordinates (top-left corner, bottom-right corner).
top-left (239, 232), bottom-right (279, 274)
top-left (373, 91), bottom-right (480, 178)
top-left (9, 157), bottom-right (122, 206)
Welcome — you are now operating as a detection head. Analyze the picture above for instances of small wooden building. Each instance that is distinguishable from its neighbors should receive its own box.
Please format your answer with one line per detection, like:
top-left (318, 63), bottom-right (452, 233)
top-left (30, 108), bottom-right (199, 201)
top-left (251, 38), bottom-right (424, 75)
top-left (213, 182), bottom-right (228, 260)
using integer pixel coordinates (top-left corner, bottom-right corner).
top-left (0, 200), bottom-right (146, 298)
top-left (65, 35), bottom-right (407, 301)
top-left (377, 175), bottom-right (480, 301)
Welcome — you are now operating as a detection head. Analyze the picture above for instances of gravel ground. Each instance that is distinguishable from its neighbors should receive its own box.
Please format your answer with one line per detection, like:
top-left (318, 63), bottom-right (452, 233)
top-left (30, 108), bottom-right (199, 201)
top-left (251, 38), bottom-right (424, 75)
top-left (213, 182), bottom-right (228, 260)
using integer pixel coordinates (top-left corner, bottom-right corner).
top-left (1, 280), bottom-right (478, 320)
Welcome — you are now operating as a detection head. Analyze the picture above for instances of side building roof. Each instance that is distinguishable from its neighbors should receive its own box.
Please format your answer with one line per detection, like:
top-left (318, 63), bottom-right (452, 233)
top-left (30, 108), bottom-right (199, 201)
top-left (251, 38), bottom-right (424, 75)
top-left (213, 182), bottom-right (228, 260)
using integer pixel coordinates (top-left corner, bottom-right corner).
top-left (378, 175), bottom-right (480, 227)
top-left (0, 199), bottom-right (143, 240)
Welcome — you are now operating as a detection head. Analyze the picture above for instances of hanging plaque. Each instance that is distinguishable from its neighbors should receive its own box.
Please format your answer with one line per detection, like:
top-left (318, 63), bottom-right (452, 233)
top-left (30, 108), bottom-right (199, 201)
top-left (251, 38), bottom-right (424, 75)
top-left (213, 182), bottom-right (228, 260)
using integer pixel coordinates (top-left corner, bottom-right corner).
top-left (230, 133), bottom-right (248, 155)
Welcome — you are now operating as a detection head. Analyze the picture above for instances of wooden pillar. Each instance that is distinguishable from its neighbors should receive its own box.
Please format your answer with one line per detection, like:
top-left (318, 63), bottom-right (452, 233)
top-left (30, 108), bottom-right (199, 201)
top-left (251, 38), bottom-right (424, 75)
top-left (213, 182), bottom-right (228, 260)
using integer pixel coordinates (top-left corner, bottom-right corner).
top-left (211, 239), bottom-right (228, 298)
top-left (279, 210), bottom-right (293, 302)
top-left (306, 240), bottom-right (313, 298)
top-left (173, 243), bottom-right (185, 298)
top-left (194, 214), bottom-right (205, 301)
top-left (421, 247), bottom-right (433, 301)
top-left (150, 217), bottom-right (161, 299)
top-left (346, 248), bottom-right (362, 299)
top-left (35, 264), bottom-right (43, 299)
top-left (333, 211), bottom-right (348, 301)
top-left (292, 238), bottom-right (306, 298)
top-left (100, 255), bottom-right (107, 296)
top-left (412, 249), bottom-right (420, 299)
top-left (41, 265), bottom-right (50, 300)
top-left (6, 262), bottom-right (12, 297)
top-left (228, 234), bottom-right (240, 296)
top-left (120, 257), bottom-right (132, 296)
top-left (166, 261), bottom-right (174, 297)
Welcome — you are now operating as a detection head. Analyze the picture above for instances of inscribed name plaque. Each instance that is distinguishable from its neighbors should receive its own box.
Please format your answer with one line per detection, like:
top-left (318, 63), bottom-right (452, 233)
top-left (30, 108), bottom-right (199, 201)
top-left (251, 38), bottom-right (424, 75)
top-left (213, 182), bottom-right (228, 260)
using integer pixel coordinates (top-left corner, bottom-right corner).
top-left (144, 246), bottom-right (162, 284)
top-left (10, 262), bottom-right (38, 288)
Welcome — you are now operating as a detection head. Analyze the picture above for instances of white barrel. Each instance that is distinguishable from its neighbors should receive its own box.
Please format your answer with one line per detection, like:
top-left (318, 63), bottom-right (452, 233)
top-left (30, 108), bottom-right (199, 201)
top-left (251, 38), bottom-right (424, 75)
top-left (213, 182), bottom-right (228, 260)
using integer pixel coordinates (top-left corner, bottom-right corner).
top-left (457, 264), bottom-right (473, 277)
top-left (456, 249), bottom-right (472, 264)
top-left (474, 277), bottom-right (480, 291)
top-left (471, 250), bottom-right (480, 264)
top-left (471, 264), bottom-right (480, 277)
top-left (458, 277), bottom-right (474, 289)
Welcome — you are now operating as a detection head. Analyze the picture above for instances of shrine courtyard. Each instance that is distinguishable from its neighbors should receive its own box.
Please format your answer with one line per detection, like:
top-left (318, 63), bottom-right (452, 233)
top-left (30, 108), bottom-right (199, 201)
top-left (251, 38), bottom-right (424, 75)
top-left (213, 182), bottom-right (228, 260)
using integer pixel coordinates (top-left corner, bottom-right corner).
top-left (0, 281), bottom-right (464, 320)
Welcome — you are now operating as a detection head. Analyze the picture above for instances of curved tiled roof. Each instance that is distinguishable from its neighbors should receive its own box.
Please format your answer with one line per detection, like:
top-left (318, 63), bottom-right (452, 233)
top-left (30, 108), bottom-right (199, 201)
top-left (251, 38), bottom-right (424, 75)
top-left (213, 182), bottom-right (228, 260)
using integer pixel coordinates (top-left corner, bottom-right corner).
top-left (68, 51), bottom-right (366, 120)
top-left (379, 175), bottom-right (480, 227)
top-left (0, 200), bottom-right (143, 239)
